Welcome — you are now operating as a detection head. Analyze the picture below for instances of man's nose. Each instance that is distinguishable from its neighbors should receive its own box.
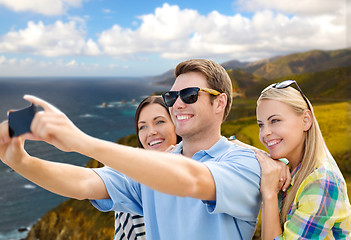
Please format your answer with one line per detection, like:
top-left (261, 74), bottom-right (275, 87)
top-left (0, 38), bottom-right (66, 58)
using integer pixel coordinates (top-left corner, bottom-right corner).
top-left (172, 95), bottom-right (186, 109)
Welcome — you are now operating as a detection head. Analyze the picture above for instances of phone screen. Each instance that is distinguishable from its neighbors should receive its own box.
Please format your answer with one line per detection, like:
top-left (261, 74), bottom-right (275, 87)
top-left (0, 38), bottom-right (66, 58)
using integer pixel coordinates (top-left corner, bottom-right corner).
top-left (8, 104), bottom-right (37, 137)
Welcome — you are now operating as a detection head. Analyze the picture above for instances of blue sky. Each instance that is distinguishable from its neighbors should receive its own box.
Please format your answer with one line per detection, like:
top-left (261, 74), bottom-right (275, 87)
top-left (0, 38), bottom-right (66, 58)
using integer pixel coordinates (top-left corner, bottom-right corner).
top-left (0, 0), bottom-right (349, 77)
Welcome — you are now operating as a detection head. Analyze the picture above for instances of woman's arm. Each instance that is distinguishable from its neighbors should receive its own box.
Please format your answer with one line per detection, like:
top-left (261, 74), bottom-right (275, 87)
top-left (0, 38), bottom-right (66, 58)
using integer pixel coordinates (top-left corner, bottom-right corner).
top-left (261, 192), bottom-right (282, 239)
top-left (255, 150), bottom-right (283, 239)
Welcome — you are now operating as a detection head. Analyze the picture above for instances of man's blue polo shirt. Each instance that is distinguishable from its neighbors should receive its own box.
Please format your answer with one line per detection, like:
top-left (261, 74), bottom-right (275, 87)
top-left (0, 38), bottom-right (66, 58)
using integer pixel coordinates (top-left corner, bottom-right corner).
top-left (90, 137), bottom-right (261, 240)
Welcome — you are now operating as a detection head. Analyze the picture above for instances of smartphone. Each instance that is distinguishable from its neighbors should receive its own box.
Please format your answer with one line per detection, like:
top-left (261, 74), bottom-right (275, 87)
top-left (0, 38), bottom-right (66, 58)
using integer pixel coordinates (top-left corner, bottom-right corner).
top-left (8, 104), bottom-right (37, 137)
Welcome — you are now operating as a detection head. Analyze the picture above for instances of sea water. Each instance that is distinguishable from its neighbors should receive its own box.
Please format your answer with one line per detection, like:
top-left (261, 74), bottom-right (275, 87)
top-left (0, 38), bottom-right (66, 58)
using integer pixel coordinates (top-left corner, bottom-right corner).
top-left (0, 77), bottom-right (169, 240)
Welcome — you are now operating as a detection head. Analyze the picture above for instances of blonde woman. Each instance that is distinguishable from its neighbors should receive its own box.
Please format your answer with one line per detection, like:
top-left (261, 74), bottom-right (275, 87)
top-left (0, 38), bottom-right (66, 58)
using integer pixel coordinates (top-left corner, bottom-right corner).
top-left (255, 80), bottom-right (351, 239)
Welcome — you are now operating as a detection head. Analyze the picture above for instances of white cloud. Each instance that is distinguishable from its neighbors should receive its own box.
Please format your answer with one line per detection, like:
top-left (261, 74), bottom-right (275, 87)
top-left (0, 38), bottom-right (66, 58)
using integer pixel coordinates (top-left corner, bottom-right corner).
top-left (0, 56), bottom-right (135, 76)
top-left (8, 58), bottom-right (17, 64)
top-left (0, 20), bottom-right (98, 56)
top-left (84, 39), bottom-right (100, 55)
top-left (0, 3), bottom-right (347, 63)
top-left (236, 0), bottom-right (345, 15)
top-left (96, 3), bottom-right (347, 61)
top-left (0, 55), bottom-right (6, 64)
top-left (66, 59), bottom-right (77, 66)
top-left (0, 0), bottom-right (82, 15)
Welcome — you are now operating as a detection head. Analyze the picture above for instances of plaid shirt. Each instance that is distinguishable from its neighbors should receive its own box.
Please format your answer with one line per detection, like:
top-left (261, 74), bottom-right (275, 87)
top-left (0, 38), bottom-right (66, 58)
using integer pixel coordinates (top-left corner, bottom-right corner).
top-left (275, 156), bottom-right (351, 239)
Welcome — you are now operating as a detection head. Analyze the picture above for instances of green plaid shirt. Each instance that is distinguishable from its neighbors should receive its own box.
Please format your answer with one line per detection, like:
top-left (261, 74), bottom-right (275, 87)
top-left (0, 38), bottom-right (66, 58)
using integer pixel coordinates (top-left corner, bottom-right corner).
top-left (276, 156), bottom-right (351, 239)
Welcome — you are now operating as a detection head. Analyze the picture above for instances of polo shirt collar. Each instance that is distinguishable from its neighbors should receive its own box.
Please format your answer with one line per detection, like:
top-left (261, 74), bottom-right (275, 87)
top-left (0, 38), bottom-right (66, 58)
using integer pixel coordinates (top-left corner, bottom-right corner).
top-left (172, 136), bottom-right (229, 159)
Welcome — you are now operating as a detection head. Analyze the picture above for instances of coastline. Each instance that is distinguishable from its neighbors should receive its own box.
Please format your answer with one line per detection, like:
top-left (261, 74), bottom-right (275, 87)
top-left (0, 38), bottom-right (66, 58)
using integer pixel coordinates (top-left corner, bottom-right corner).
top-left (0, 78), bottom-right (169, 240)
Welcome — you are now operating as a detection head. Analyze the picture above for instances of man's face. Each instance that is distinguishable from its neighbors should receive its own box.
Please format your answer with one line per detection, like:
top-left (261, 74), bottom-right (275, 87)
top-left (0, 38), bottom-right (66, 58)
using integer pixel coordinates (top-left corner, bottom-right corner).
top-left (169, 72), bottom-right (217, 139)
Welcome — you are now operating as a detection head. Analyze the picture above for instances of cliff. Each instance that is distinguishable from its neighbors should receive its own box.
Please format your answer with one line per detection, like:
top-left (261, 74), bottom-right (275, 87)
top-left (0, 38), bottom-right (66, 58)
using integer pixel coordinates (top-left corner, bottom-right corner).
top-left (25, 157), bottom-right (115, 240)
top-left (25, 199), bottom-right (114, 240)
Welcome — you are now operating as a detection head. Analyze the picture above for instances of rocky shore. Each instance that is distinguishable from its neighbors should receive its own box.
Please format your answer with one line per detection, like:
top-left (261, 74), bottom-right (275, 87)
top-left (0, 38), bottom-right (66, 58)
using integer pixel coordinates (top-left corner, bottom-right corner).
top-left (25, 159), bottom-right (114, 240)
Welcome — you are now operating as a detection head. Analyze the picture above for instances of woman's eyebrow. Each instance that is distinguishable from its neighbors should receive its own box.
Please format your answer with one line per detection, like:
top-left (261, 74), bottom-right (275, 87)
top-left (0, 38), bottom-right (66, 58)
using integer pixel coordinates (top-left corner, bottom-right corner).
top-left (153, 115), bottom-right (166, 121)
top-left (267, 114), bottom-right (279, 121)
top-left (257, 114), bottom-right (280, 123)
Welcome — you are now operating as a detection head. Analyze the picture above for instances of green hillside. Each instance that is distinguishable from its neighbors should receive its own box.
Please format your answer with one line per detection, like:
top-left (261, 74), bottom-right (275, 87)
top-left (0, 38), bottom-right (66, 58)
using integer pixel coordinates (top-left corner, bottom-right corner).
top-left (250, 48), bottom-right (351, 80)
top-left (244, 65), bottom-right (351, 100)
top-left (227, 69), bottom-right (263, 89)
top-left (152, 48), bottom-right (351, 92)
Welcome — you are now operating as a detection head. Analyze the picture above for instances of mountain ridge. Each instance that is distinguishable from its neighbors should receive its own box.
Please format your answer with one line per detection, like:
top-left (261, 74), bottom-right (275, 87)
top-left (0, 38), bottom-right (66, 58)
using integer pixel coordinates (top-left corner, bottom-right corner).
top-left (150, 47), bottom-right (351, 89)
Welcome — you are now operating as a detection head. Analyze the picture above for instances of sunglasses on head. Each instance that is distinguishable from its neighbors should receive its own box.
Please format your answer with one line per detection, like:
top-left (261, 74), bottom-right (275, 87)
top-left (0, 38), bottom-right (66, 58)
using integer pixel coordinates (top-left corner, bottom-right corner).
top-left (162, 87), bottom-right (221, 108)
top-left (261, 80), bottom-right (311, 110)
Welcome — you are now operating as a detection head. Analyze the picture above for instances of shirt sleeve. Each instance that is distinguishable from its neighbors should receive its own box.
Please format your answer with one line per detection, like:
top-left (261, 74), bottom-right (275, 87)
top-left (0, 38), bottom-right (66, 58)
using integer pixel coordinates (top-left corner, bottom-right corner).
top-left (89, 166), bottom-right (143, 216)
top-left (277, 174), bottom-right (347, 239)
top-left (203, 148), bottom-right (261, 221)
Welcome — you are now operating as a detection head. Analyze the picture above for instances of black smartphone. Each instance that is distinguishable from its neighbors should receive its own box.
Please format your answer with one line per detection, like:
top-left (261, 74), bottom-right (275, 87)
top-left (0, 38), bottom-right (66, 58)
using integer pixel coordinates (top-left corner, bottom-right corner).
top-left (8, 104), bottom-right (37, 137)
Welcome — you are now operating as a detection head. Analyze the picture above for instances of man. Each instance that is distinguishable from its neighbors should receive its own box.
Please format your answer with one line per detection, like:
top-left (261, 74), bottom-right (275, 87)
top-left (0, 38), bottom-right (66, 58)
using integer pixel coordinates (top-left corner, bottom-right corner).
top-left (0, 59), bottom-right (261, 239)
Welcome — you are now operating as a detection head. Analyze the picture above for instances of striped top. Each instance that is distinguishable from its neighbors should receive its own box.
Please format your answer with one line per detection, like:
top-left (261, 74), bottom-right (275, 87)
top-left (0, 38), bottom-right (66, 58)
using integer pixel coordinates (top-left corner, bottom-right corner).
top-left (114, 212), bottom-right (146, 240)
top-left (275, 156), bottom-right (351, 239)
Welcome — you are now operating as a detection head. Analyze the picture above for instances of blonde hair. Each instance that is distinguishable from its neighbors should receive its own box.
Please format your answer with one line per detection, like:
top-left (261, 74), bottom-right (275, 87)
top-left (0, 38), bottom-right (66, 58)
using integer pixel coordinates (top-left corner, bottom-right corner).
top-left (258, 87), bottom-right (328, 225)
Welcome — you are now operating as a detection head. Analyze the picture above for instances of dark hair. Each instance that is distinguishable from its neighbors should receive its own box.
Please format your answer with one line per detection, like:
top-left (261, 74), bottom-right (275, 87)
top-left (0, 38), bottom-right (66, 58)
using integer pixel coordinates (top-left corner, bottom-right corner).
top-left (134, 95), bottom-right (181, 148)
top-left (175, 59), bottom-right (233, 121)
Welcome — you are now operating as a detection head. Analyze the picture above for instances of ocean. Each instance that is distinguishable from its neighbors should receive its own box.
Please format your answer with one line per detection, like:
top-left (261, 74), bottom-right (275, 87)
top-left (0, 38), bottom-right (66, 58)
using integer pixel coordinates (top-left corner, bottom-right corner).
top-left (0, 77), bottom-right (169, 240)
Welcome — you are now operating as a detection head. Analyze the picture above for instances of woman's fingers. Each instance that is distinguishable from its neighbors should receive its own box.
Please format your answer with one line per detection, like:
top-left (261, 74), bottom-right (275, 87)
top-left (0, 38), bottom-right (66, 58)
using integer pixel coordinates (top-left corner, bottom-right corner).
top-left (255, 150), bottom-right (283, 194)
top-left (275, 160), bottom-right (291, 192)
top-left (275, 161), bottom-right (287, 191)
top-left (282, 166), bottom-right (292, 191)
top-left (255, 150), bottom-right (292, 192)
top-left (165, 145), bottom-right (176, 152)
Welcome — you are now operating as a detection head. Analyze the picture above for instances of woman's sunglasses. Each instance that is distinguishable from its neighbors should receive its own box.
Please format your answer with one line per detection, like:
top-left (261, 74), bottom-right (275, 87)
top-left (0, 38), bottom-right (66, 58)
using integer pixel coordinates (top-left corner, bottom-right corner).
top-left (261, 79), bottom-right (311, 110)
top-left (162, 87), bottom-right (221, 107)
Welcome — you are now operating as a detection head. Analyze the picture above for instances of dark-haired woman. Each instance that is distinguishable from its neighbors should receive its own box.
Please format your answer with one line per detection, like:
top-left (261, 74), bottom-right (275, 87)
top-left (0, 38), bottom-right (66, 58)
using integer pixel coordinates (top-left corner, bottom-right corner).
top-left (114, 96), bottom-right (180, 240)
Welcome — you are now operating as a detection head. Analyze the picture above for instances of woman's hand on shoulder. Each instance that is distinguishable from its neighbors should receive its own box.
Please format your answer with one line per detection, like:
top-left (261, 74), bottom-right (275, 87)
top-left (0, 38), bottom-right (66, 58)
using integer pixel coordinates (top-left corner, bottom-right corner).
top-left (254, 150), bottom-right (291, 199)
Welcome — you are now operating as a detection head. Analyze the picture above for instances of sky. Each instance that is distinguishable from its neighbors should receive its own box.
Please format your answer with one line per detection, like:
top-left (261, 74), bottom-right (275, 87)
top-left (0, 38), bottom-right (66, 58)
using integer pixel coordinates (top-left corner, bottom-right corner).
top-left (0, 0), bottom-right (349, 77)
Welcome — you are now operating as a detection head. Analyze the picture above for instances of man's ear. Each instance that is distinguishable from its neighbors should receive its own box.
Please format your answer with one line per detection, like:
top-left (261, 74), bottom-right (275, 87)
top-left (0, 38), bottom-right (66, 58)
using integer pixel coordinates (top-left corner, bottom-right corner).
top-left (303, 110), bottom-right (313, 131)
top-left (215, 93), bottom-right (227, 114)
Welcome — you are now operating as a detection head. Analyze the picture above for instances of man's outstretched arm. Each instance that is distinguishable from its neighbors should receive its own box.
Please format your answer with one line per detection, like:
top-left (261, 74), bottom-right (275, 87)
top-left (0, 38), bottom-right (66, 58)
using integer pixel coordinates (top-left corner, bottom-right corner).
top-left (1, 95), bottom-right (216, 201)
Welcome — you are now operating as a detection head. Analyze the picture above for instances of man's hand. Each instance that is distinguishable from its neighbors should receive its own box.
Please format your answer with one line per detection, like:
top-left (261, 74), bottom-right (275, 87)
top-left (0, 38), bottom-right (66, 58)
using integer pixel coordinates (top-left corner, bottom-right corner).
top-left (0, 120), bottom-right (28, 166)
top-left (23, 95), bottom-right (87, 153)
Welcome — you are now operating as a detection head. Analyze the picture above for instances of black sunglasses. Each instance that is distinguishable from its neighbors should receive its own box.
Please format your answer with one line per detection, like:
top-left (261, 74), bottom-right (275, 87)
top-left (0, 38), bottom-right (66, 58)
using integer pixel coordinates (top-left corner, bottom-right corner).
top-left (162, 87), bottom-right (221, 108)
top-left (261, 80), bottom-right (311, 110)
